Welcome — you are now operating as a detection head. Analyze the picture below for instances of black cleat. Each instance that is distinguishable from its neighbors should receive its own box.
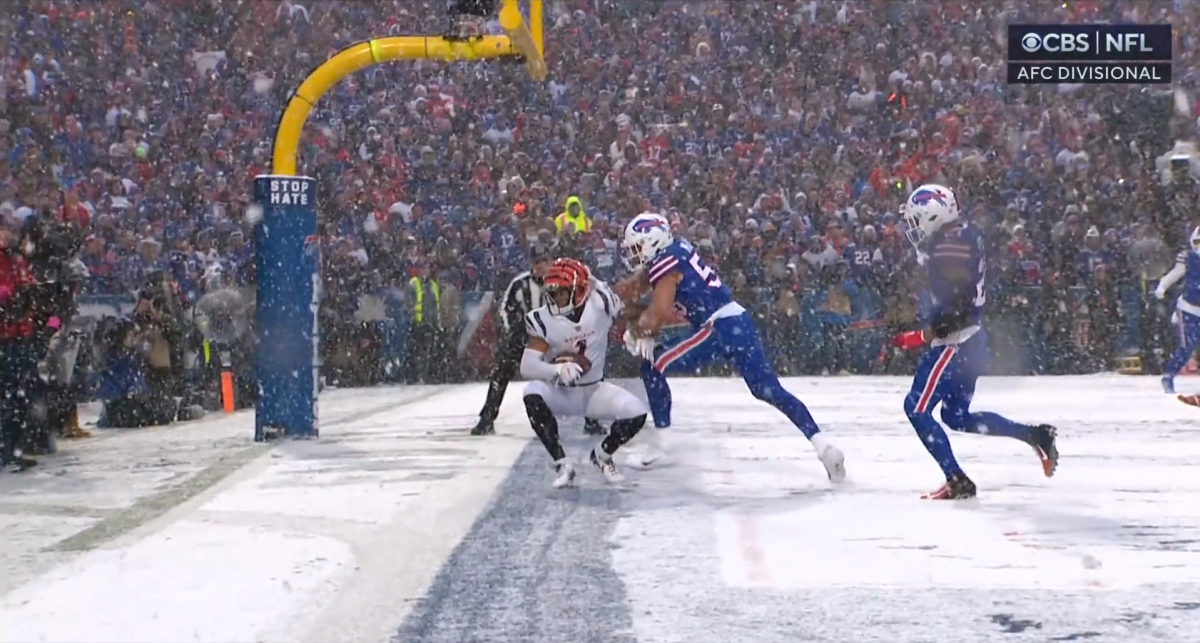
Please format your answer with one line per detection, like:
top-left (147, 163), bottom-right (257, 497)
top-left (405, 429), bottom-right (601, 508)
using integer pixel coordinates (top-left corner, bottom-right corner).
top-left (583, 418), bottom-right (605, 435)
top-left (470, 418), bottom-right (495, 436)
top-left (923, 473), bottom-right (977, 500)
top-left (1026, 424), bottom-right (1059, 477)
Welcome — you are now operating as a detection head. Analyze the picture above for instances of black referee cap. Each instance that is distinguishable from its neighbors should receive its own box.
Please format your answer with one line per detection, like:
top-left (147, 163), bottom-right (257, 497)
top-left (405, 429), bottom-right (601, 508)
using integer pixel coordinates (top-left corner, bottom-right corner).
top-left (529, 243), bottom-right (550, 263)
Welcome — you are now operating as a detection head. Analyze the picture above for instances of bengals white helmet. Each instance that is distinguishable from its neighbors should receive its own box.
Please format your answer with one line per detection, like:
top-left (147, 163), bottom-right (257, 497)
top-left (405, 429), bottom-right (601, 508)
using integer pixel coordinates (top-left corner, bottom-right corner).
top-left (901, 184), bottom-right (960, 246)
top-left (622, 213), bottom-right (674, 269)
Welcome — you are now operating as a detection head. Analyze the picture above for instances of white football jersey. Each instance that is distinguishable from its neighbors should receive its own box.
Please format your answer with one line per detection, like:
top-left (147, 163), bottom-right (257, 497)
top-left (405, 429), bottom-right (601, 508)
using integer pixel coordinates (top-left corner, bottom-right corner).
top-left (524, 278), bottom-right (621, 386)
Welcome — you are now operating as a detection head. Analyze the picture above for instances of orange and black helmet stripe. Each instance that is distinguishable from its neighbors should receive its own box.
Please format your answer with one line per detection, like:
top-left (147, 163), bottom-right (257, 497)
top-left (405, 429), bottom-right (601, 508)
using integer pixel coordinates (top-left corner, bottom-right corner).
top-left (544, 258), bottom-right (589, 289)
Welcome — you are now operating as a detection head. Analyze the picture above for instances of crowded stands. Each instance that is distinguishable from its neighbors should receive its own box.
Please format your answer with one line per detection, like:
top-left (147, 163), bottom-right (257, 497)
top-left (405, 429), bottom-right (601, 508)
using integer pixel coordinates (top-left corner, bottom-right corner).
top-left (2, 0), bottom-right (1199, 450)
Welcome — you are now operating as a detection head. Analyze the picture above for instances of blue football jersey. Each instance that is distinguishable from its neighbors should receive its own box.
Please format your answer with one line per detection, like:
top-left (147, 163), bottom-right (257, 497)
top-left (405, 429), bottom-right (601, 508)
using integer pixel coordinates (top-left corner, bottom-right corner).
top-left (849, 242), bottom-right (879, 279)
top-left (1175, 251), bottom-right (1200, 308)
top-left (1075, 247), bottom-right (1111, 282)
top-left (645, 239), bottom-right (735, 328)
top-left (926, 222), bottom-right (986, 330)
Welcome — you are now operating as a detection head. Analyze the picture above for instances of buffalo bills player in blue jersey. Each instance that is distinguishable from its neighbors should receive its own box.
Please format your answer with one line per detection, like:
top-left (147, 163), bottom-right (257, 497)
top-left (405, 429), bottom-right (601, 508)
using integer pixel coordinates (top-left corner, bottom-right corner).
top-left (1154, 227), bottom-right (1200, 397)
top-left (892, 185), bottom-right (1058, 500)
top-left (614, 213), bottom-right (846, 482)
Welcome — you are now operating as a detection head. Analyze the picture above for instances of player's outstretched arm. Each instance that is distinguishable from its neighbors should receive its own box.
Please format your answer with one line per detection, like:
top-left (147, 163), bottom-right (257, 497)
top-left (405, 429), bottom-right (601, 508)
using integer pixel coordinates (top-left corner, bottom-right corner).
top-left (634, 271), bottom-right (680, 337)
top-left (607, 271), bottom-right (649, 321)
top-left (1156, 260), bottom-right (1186, 299)
top-left (611, 270), bottom-right (649, 305)
top-left (620, 303), bottom-right (647, 321)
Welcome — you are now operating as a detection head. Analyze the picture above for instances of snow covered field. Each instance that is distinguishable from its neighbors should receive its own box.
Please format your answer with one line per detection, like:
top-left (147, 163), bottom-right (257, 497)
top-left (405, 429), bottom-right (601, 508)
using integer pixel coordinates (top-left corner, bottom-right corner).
top-left (1, 376), bottom-right (1197, 643)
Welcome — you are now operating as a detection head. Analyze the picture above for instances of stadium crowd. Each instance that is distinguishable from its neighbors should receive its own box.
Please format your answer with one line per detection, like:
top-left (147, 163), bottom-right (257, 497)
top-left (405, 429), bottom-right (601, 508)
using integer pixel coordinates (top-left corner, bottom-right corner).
top-left (2, 0), bottom-right (1200, 459)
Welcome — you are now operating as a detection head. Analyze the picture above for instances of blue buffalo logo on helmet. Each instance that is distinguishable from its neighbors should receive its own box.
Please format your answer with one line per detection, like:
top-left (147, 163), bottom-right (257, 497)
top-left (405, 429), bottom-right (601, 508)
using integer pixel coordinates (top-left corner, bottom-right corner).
top-left (631, 216), bottom-right (669, 233)
top-left (910, 187), bottom-right (952, 208)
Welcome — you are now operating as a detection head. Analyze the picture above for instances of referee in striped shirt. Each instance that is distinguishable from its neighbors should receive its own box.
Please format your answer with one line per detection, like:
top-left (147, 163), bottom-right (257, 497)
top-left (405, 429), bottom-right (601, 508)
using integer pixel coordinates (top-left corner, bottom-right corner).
top-left (472, 245), bottom-right (604, 436)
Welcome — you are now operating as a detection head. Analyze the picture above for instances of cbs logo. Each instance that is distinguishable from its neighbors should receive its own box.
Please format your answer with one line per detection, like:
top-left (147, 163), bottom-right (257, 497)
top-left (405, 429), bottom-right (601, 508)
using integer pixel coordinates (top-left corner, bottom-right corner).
top-left (1019, 32), bottom-right (1090, 53)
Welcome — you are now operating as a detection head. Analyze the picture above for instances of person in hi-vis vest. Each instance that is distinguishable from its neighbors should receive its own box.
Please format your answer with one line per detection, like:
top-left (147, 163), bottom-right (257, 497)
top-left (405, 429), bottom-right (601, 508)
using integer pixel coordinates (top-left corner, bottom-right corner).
top-left (553, 196), bottom-right (592, 236)
top-left (407, 262), bottom-right (445, 384)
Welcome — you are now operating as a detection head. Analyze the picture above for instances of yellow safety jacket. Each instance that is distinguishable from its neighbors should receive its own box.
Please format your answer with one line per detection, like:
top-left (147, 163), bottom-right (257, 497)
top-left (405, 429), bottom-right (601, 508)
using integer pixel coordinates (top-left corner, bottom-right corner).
top-left (410, 277), bottom-right (441, 323)
top-left (554, 195), bottom-right (592, 233)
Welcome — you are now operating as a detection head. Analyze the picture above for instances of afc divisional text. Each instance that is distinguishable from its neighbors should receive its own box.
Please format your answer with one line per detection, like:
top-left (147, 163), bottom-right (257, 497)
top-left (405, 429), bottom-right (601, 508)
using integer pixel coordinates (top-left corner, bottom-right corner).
top-left (1007, 24), bottom-right (1172, 85)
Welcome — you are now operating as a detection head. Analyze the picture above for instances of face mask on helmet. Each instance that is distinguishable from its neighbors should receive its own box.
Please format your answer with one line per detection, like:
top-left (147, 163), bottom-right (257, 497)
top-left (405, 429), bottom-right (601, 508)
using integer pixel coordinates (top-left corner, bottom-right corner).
top-left (543, 259), bottom-right (590, 316)
top-left (545, 285), bottom-right (581, 316)
top-left (900, 204), bottom-right (923, 247)
top-left (623, 237), bottom-right (653, 269)
top-left (622, 214), bottom-right (672, 269)
top-left (902, 210), bottom-right (946, 247)
top-left (902, 185), bottom-right (958, 247)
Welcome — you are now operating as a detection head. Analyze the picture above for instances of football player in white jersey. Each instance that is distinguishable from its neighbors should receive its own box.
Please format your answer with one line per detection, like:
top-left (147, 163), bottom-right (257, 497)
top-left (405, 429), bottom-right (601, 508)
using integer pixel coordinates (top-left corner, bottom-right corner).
top-left (520, 258), bottom-right (651, 488)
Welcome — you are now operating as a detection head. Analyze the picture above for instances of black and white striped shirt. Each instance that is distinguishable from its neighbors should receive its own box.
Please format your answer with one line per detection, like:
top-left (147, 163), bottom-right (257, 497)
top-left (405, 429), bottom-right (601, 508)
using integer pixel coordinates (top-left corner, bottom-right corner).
top-left (500, 271), bottom-right (545, 335)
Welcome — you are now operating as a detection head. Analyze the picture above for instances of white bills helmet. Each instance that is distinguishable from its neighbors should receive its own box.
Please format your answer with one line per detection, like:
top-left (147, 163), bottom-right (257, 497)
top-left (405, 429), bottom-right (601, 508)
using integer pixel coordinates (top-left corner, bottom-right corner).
top-left (622, 212), bottom-right (674, 269)
top-left (901, 184), bottom-right (960, 247)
